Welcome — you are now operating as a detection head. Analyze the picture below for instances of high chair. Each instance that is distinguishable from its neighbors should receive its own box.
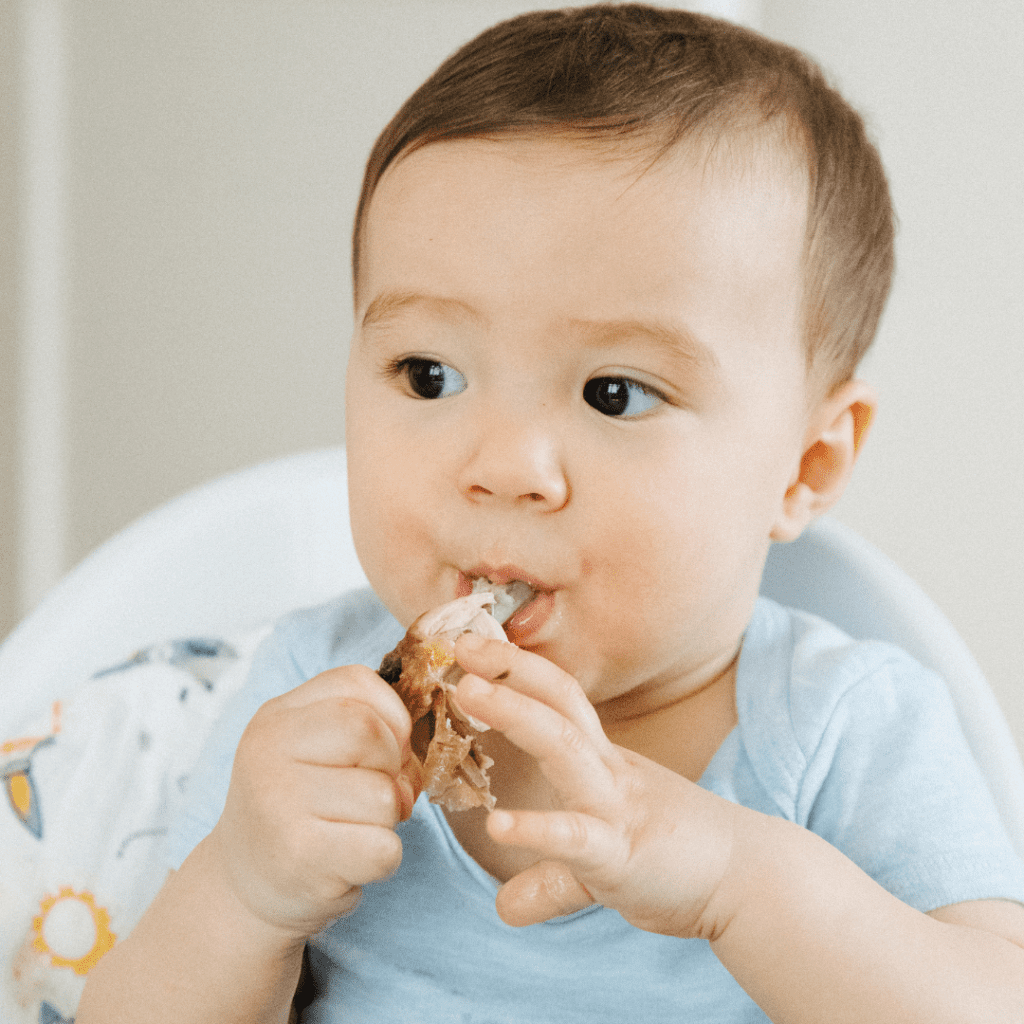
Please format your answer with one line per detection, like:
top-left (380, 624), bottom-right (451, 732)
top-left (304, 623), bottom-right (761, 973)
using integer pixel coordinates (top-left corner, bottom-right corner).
top-left (1, 446), bottom-right (1022, 1024)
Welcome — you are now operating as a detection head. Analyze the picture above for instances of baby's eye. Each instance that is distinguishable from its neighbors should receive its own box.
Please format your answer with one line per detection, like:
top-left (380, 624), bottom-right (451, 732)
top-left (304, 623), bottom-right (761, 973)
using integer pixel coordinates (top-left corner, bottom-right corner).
top-left (583, 377), bottom-right (664, 418)
top-left (395, 358), bottom-right (467, 400)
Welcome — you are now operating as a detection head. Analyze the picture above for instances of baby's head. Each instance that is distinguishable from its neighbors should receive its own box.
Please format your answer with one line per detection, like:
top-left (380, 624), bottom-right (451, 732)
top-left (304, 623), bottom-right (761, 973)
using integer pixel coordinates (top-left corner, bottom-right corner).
top-left (345, 5), bottom-right (893, 707)
top-left (352, 3), bottom-right (894, 400)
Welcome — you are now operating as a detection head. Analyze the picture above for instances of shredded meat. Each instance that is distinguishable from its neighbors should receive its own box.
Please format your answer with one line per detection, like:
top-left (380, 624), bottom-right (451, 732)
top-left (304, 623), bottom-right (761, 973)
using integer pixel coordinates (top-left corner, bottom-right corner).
top-left (379, 594), bottom-right (504, 811)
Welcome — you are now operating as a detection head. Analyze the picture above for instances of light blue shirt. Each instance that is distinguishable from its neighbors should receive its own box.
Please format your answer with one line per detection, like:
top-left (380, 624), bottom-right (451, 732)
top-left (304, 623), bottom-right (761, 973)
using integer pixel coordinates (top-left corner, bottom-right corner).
top-left (165, 589), bottom-right (1024, 1022)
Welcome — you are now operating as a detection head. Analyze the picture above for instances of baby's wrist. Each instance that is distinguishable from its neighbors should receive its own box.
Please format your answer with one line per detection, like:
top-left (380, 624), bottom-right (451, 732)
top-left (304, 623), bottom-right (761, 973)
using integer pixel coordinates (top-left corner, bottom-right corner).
top-left (702, 810), bottom-right (829, 949)
top-left (199, 828), bottom-right (334, 949)
top-left (661, 788), bottom-right (747, 942)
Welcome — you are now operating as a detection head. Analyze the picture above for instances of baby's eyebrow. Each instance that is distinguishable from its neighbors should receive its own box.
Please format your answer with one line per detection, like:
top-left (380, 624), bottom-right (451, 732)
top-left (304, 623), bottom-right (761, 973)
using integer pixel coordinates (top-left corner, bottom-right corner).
top-left (570, 316), bottom-right (722, 381)
top-left (361, 290), bottom-right (482, 331)
top-left (361, 293), bottom-right (722, 385)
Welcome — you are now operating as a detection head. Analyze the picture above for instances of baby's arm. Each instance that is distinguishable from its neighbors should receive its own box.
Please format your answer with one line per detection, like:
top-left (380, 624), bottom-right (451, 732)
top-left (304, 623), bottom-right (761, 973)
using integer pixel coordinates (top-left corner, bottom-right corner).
top-left (706, 817), bottom-right (1024, 1024)
top-left (454, 634), bottom-right (1024, 1024)
top-left (76, 665), bottom-right (416, 1024)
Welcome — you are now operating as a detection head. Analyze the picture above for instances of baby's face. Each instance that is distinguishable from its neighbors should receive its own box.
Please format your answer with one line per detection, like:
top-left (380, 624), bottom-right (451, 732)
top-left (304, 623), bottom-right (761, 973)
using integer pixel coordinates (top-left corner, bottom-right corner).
top-left (347, 134), bottom-right (813, 712)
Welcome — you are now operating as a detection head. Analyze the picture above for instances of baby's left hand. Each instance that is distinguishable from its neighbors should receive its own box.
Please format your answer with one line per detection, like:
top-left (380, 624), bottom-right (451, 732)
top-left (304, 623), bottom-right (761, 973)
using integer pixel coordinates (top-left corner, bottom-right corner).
top-left (453, 634), bottom-right (740, 938)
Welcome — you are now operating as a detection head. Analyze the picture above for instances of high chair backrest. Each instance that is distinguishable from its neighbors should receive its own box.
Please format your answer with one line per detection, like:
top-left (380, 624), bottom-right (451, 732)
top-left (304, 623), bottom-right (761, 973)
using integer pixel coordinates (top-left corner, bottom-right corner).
top-left (0, 448), bottom-right (364, 734)
top-left (2, 446), bottom-right (1022, 854)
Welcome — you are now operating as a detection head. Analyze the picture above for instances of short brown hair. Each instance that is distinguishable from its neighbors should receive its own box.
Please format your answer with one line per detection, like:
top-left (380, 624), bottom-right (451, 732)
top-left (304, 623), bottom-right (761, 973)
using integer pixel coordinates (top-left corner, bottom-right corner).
top-left (352, 3), bottom-right (894, 393)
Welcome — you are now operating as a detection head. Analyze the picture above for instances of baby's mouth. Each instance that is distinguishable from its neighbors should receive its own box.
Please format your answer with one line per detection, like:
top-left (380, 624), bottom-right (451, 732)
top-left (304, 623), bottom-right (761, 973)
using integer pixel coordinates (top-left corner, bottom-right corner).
top-left (470, 577), bottom-right (537, 624)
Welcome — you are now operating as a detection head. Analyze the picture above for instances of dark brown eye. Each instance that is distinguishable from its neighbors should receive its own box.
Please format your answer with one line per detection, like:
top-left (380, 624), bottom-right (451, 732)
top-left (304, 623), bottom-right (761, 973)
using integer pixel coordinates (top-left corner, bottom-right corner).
top-left (583, 377), bottom-right (662, 417)
top-left (401, 358), bottom-right (467, 399)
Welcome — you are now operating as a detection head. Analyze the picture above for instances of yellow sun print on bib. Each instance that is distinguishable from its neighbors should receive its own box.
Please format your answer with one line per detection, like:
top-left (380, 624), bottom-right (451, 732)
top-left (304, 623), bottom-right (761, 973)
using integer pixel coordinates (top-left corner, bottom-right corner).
top-left (32, 887), bottom-right (116, 975)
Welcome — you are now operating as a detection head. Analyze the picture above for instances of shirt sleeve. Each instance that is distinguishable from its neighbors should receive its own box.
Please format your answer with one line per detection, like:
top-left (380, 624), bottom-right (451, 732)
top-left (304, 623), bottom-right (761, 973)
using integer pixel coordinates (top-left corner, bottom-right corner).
top-left (793, 645), bottom-right (1024, 911)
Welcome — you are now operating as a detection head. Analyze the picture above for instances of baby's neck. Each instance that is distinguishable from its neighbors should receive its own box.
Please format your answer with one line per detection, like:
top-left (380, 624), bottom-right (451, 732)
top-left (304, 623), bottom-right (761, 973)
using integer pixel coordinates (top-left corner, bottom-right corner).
top-left (602, 654), bottom-right (739, 781)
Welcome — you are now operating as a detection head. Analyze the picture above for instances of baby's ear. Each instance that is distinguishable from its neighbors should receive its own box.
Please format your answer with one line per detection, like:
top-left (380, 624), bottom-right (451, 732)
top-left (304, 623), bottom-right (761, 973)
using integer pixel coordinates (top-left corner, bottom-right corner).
top-left (771, 379), bottom-right (876, 543)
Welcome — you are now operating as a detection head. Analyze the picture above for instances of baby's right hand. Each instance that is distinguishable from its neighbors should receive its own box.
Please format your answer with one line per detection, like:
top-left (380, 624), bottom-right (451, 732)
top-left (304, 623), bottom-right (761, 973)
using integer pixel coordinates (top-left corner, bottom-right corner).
top-left (207, 665), bottom-right (416, 941)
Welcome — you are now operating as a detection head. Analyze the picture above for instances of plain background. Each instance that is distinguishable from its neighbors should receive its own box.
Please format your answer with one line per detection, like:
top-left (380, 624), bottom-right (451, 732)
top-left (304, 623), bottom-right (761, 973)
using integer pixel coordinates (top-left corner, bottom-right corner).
top-left (2, 0), bottom-right (1022, 753)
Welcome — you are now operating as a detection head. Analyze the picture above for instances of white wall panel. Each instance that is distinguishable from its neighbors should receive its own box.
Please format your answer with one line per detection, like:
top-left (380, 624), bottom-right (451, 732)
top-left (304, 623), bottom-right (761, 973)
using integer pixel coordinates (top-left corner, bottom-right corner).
top-left (0, 0), bottom-right (19, 640)
top-left (17, 0), bottom-right (68, 615)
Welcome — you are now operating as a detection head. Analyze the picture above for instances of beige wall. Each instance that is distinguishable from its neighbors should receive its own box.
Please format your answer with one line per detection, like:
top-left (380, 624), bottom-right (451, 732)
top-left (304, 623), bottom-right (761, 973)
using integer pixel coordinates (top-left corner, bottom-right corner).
top-left (57, 0), bottom-right (507, 578)
top-left (1, 0), bottom-right (20, 639)
top-left (3, 1), bottom-right (1022, 753)
top-left (764, 0), bottom-right (1024, 746)
top-left (3, 0), bottom-right (625, 624)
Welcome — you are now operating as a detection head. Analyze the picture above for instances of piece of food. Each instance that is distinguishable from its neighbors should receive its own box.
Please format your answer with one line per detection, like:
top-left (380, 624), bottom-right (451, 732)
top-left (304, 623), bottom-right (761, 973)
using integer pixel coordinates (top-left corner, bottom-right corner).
top-left (378, 583), bottom-right (534, 812)
top-left (471, 577), bottom-right (535, 626)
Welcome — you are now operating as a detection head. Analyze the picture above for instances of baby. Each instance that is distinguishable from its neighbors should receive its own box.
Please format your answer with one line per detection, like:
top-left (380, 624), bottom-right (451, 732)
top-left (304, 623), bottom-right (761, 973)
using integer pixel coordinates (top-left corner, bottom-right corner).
top-left (79, 5), bottom-right (1024, 1023)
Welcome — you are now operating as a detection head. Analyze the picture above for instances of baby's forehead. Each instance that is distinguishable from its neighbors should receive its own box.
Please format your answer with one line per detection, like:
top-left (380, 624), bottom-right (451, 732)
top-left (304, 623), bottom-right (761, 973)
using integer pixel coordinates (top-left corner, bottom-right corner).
top-left (355, 128), bottom-right (810, 326)
top-left (358, 125), bottom-right (809, 366)
top-left (367, 124), bottom-right (809, 245)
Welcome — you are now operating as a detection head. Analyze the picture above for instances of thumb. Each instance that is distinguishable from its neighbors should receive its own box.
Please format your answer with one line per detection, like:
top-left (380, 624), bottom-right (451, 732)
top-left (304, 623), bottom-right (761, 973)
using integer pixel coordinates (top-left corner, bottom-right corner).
top-left (495, 860), bottom-right (595, 927)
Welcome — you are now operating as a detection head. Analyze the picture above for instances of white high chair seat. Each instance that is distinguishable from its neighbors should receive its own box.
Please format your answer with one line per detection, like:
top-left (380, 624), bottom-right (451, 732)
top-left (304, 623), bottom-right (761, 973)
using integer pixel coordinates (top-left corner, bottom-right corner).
top-left (2, 445), bottom-right (1022, 853)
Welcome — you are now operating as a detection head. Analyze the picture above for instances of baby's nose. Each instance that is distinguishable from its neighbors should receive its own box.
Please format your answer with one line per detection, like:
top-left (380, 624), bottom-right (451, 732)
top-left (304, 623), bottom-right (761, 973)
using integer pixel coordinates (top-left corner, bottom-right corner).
top-left (456, 419), bottom-right (569, 511)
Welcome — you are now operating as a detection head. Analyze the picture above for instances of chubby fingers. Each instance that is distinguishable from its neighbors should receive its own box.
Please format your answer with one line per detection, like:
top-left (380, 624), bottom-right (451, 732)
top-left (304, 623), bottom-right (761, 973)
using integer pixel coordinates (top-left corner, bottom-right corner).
top-left (454, 634), bottom-right (606, 742)
top-left (264, 665), bottom-right (412, 774)
top-left (494, 858), bottom-right (595, 927)
top-left (488, 810), bottom-right (627, 926)
top-left (458, 674), bottom-right (617, 810)
top-left (297, 766), bottom-right (410, 829)
top-left (490, 808), bottom-right (625, 876)
top-left (281, 665), bottom-right (412, 744)
top-left (242, 665), bottom-right (418, 823)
